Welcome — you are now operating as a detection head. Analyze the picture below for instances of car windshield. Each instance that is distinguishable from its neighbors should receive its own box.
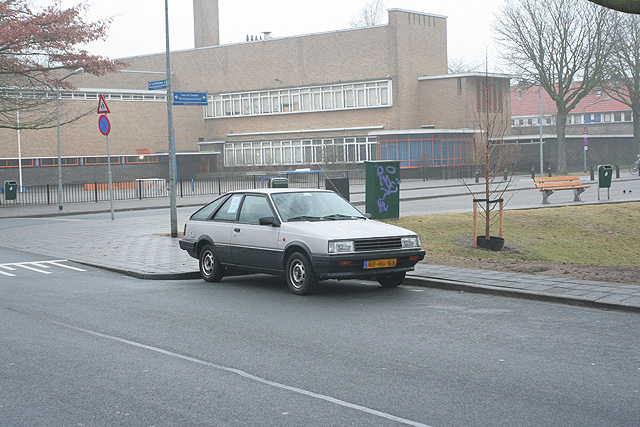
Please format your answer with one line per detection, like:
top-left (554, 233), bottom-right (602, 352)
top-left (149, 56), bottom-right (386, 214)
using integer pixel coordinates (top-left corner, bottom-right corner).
top-left (271, 191), bottom-right (366, 222)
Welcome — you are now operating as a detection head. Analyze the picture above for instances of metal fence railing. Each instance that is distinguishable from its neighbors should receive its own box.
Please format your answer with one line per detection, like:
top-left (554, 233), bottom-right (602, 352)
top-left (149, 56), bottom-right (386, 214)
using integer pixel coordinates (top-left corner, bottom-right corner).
top-left (1, 170), bottom-right (366, 207)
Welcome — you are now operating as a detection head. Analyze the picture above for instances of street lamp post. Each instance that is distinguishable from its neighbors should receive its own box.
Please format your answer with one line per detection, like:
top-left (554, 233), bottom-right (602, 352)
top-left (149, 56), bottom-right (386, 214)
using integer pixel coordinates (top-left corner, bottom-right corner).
top-left (539, 83), bottom-right (544, 175)
top-left (165, 0), bottom-right (178, 237)
top-left (581, 96), bottom-right (610, 173)
top-left (56, 67), bottom-right (84, 211)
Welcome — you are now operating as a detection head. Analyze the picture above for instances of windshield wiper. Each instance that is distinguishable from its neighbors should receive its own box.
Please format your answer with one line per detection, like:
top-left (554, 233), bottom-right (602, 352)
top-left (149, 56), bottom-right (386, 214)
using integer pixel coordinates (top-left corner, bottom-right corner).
top-left (322, 213), bottom-right (364, 220)
top-left (288, 215), bottom-right (321, 221)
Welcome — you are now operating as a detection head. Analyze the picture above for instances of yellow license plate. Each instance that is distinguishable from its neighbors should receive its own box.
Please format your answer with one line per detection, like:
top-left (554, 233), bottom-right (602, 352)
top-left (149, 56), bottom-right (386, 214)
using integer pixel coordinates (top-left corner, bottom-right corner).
top-left (364, 259), bottom-right (397, 269)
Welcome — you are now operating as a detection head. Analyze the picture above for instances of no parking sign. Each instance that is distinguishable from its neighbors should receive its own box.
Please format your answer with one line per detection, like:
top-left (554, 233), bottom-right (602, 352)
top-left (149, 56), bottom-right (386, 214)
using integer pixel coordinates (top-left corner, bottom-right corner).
top-left (98, 114), bottom-right (111, 135)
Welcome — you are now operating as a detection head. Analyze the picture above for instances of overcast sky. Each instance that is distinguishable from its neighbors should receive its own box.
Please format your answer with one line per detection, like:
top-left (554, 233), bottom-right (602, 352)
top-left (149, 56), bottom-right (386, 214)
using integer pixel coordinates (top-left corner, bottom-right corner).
top-left (61, 0), bottom-right (505, 69)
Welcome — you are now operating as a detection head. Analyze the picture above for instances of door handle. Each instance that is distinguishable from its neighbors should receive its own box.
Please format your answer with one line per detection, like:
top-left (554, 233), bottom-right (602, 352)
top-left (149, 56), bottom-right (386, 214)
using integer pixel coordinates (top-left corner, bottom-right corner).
top-left (234, 228), bottom-right (241, 233)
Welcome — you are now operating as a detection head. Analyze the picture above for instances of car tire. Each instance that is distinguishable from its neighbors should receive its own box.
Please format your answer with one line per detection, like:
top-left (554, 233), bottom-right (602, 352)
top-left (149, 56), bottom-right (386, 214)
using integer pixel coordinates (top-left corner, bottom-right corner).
top-left (377, 272), bottom-right (405, 288)
top-left (285, 252), bottom-right (318, 295)
top-left (199, 244), bottom-right (224, 282)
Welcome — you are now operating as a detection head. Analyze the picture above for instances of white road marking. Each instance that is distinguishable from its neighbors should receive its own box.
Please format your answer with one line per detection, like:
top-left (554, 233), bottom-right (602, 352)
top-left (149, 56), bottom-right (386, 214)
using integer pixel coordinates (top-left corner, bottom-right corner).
top-left (36, 317), bottom-right (433, 427)
top-left (47, 260), bottom-right (87, 272)
top-left (15, 264), bottom-right (51, 274)
top-left (0, 260), bottom-right (87, 276)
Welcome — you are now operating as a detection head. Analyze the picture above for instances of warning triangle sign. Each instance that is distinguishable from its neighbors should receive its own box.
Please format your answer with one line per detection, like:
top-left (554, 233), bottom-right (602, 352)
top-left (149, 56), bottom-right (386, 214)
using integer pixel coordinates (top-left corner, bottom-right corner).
top-left (97, 93), bottom-right (111, 114)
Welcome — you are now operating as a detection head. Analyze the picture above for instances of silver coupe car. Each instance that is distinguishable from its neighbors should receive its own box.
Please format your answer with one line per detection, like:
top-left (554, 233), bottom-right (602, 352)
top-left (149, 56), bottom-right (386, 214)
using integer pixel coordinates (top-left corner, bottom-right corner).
top-left (179, 188), bottom-right (425, 295)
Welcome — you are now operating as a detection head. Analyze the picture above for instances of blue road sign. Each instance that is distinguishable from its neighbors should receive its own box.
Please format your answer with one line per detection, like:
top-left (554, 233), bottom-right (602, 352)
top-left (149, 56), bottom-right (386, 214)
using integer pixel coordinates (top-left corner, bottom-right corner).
top-left (148, 79), bottom-right (167, 90)
top-left (173, 91), bottom-right (208, 106)
top-left (98, 115), bottom-right (111, 135)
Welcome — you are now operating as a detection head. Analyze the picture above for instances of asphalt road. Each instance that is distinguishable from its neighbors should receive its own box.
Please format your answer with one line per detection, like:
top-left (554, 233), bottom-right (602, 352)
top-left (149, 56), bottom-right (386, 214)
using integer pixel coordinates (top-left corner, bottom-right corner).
top-left (1, 246), bottom-right (639, 427)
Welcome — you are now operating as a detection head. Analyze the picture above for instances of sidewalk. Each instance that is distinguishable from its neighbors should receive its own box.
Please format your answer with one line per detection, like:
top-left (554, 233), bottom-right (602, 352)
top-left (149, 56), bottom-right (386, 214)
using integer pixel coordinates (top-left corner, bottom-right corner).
top-left (1, 174), bottom-right (639, 313)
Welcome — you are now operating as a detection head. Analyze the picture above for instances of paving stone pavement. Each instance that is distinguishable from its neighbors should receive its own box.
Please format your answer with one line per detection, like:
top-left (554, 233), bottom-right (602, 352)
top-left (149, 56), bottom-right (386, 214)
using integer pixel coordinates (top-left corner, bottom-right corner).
top-left (1, 175), bottom-right (639, 313)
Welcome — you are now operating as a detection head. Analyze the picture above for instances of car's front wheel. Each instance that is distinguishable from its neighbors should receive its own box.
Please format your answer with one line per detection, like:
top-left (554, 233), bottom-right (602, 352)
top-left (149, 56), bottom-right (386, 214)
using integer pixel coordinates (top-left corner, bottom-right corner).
top-left (377, 272), bottom-right (405, 288)
top-left (199, 244), bottom-right (224, 282)
top-left (285, 252), bottom-right (318, 295)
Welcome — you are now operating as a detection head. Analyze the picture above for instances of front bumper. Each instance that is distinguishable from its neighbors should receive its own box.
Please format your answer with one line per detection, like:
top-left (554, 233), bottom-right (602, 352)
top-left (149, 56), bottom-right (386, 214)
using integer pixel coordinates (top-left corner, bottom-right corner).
top-left (311, 248), bottom-right (425, 280)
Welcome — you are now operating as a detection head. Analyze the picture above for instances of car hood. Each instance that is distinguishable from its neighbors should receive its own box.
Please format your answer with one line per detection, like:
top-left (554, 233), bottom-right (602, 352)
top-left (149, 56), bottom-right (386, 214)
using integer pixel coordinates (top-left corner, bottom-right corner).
top-left (281, 219), bottom-right (416, 240)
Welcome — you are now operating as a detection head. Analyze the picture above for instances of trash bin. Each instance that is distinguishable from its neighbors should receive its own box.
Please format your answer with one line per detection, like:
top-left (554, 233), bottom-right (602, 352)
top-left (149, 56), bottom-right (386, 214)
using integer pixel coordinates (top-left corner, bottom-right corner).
top-left (597, 165), bottom-right (613, 200)
top-left (3, 180), bottom-right (17, 201)
top-left (269, 177), bottom-right (289, 188)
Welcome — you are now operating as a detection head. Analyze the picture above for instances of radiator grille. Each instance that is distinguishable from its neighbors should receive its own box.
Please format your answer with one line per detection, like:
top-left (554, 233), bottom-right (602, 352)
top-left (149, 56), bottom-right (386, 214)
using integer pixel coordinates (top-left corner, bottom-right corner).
top-left (354, 237), bottom-right (402, 252)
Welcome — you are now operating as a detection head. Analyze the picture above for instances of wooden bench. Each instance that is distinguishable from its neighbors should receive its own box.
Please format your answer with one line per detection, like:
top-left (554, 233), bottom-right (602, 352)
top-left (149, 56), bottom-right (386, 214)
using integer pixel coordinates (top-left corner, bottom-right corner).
top-left (533, 176), bottom-right (590, 204)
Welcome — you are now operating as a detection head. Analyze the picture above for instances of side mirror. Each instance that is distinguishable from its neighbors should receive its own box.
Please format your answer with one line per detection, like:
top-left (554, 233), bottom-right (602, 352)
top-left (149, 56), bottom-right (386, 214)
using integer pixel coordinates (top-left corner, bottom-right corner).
top-left (259, 216), bottom-right (280, 227)
top-left (364, 213), bottom-right (372, 219)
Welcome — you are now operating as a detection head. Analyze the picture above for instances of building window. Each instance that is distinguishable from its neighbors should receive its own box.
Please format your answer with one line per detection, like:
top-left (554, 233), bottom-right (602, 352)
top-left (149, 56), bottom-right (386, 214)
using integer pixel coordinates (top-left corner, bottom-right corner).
top-left (377, 134), bottom-right (472, 168)
top-left (476, 78), bottom-right (503, 112)
top-left (0, 159), bottom-right (34, 168)
top-left (85, 156), bottom-right (122, 165)
top-left (223, 137), bottom-right (378, 167)
top-left (207, 79), bottom-right (392, 118)
top-left (125, 156), bottom-right (159, 164)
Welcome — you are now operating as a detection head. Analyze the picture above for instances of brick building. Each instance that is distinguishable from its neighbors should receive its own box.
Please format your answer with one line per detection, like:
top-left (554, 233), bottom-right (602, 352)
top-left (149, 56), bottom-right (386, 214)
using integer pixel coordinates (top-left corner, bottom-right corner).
top-left (0, 1), bottom-right (511, 186)
top-left (508, 84), bottom-right (634, 172)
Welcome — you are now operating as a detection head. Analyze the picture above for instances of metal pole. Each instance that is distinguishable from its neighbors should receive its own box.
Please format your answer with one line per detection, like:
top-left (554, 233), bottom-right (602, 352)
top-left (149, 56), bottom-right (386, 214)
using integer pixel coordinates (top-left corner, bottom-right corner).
top-left (582, 97), bottom-right (611, 174)
top-left (165, 0), bottom-right (178, 237)
top-left (583, 138), bottom-right (587, 173)
top-left (17, 106), bottom-right (23, 189)
top-left (56, 79), bottom-right (63, 210)
top-left (106, 134), bottom-right (115, 220)
top-left (539, 83), bottom-right (543, 175)
top-left (56, 68), bottom-right (84, 211)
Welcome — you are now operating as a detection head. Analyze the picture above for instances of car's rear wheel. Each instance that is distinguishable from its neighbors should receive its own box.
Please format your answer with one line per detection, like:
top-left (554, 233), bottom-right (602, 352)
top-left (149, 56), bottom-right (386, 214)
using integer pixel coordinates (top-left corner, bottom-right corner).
top-left (377, 272), bottom-right (405, 288)
top-left (199, 244), bottom-right (224, 282)
top-left (285, 252), bottom-right (318, 295)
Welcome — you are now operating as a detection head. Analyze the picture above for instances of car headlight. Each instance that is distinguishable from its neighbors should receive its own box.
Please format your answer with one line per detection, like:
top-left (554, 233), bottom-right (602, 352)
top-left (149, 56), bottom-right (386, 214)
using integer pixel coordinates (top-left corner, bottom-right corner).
top-left (401, 236), bottom-right (420, 248)
top-left (328, 240), bottom-right (355, 253)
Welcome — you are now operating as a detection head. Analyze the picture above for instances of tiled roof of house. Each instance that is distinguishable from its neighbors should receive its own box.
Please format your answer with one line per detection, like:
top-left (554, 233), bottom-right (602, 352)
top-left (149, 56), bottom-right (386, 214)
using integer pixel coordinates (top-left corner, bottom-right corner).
top-left (511, 84), bottom-right (631, 117)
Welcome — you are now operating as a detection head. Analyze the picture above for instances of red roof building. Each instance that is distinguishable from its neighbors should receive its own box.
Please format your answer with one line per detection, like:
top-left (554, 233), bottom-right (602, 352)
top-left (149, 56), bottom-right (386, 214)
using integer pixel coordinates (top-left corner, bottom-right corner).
top-left (507, 83), bottom-right (635, 173)
top-left (511, 84), bottom-right (632, 133)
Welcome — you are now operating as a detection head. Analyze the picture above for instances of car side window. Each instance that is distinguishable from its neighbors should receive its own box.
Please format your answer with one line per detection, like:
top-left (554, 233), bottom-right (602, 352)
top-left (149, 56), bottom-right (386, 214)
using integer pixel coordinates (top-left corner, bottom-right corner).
top-left (238, 195), bottom-right (273, 225)
top-left (212, 194), bottom-right (244, 221)
top-left (190, 195), bottom-right (229, 220)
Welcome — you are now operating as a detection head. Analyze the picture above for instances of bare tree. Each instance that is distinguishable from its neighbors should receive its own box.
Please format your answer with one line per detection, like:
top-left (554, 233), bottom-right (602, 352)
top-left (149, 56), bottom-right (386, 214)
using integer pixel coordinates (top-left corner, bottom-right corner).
top-left (0, 0), bottom-right (125, 130)
top-left (493, 0), bottom-right (619, 174)
top-left (348, 0), bottom-right (385, 28)
top-left (601, 14), bottom-right (640, 155)
top-left (447, 57), bottom-right (480, 74)
top-left (462, 70), bottom-right (519, 249)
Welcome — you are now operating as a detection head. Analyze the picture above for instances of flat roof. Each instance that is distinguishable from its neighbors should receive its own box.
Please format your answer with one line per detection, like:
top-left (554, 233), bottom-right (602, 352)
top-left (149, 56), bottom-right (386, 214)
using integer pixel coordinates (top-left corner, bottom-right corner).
top-left (419, 72), bottom-right (512, 81)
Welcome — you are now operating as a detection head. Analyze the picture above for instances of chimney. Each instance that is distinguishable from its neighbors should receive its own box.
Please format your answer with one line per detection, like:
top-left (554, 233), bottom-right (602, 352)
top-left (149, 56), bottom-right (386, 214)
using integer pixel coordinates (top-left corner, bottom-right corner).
top-left (263, 31), bottom-right (272, 40)
top-left (193, 0), bottom-right (220, 48)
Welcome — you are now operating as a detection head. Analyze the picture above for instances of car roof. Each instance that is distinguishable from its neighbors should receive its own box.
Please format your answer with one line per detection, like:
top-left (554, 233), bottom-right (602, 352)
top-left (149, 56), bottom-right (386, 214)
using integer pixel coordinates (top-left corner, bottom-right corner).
top-left (227, 188), bottom-right (333, 196)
